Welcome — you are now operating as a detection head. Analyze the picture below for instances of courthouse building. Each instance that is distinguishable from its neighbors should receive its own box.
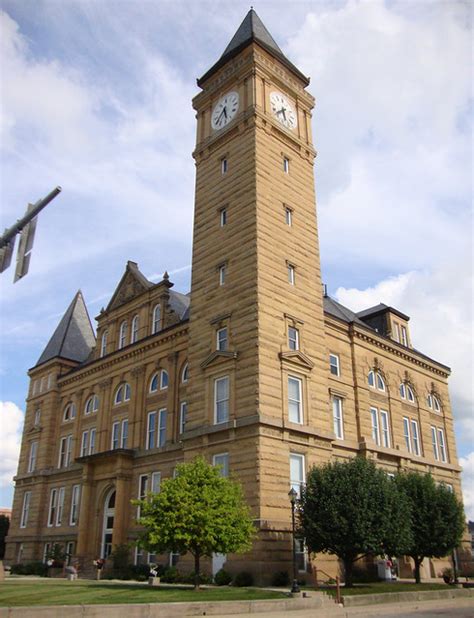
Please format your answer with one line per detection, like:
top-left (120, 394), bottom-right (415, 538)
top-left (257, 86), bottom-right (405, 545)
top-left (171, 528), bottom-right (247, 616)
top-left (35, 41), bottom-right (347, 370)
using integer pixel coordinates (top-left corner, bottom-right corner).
top-left (5, 10), bottom-right (467, 582)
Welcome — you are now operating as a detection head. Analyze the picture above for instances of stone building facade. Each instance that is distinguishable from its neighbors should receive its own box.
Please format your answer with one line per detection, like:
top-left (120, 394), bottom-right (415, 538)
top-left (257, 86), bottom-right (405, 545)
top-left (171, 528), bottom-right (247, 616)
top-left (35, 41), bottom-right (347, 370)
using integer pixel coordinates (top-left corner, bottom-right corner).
top-left (5, 10), bottom-right (468, 582)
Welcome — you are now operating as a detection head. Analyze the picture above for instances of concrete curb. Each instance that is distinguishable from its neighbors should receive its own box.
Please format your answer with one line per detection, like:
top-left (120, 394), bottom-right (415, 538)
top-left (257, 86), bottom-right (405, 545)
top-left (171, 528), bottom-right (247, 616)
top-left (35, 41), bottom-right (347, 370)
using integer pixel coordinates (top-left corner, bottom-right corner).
top-left (342, 587), bottom-right (474, 607)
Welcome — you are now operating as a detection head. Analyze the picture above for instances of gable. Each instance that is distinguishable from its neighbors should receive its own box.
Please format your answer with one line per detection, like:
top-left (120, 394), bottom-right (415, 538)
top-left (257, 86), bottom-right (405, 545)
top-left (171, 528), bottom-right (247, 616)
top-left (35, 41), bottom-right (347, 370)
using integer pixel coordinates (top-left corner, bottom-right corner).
top-left (106, 261), bottom-right (153, 312)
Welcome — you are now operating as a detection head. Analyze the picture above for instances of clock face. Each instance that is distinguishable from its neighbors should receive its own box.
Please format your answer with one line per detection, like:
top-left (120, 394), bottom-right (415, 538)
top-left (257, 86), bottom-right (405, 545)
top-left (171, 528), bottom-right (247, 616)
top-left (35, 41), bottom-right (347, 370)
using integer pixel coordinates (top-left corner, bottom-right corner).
top-left (211, 91), bottom-right (239, 131)
top-left (270, 91), bottom-right (297, 130)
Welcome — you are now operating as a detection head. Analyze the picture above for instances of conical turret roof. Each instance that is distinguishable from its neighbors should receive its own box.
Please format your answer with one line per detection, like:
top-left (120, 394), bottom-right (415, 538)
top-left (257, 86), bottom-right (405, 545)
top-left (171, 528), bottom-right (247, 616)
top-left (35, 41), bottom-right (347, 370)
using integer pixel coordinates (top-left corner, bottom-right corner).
top-left (197, 9), bottom-right (309, 87)
top-left (35, 291), bottom-right (95, 367)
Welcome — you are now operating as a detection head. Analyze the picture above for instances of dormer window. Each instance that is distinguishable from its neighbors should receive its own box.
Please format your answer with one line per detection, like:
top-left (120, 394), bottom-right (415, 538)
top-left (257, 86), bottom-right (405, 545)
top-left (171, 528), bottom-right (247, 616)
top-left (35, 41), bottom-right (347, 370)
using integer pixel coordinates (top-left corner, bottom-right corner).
top-left (152, 305), bottom-right (161, 334)
top-left (114, 383), bottom-right (131, 405)
top-left (100, 331), bottom-right (108, 358)
top-left (400, 383), bottom-right (415, 403)
top-left (130, 315), bottom-right (139, 344)
top-left (118, 321), bottom-right (127, 349)
top-left (63, 403), bottom-right (76, 422)
top-left (368, 370), bottom-right (385, 392)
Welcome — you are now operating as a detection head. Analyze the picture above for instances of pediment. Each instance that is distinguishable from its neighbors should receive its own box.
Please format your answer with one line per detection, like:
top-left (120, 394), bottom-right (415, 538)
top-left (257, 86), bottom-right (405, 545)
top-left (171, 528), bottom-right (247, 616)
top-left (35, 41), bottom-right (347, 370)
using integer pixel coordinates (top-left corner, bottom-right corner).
top-left (200, 350), bottom-right (238, 369)
top-left (279, 350), bottom-right (314, 370)
top-left (106, 262), bottom-right (152, 312)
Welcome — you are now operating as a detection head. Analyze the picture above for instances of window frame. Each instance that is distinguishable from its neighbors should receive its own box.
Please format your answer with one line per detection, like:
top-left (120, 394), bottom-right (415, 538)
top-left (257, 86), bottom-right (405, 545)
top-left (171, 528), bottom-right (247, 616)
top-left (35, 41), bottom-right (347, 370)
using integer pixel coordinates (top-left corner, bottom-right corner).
top-left (63, 402), bottom-right (76, 422)
top-left (47, 489), bottom-right (58, 527)
top-left (368, 370), bottom-right (386, 392)
top-left (131, 314), bottom-right (139, 344)
top-left (285, 206), bottom-right (293, 226)
top-left (218, 264), bottom-right (226, 286)
top-left (121, 418), bottom-right (129, 449)
top-left (283, 156), bottom-right (290, 173)
top-left (147, 412), bottom-right (156, 449)
top-left (179, 401), bottom-right (187, 434)
top-left (181, 363), bottom-right (189, 383)
top-left (214, 375), bottom-right (230, 425)
top-left (20, 491), bottom-right (31, 528)
top-left (329, 354), bottom-right (340, 376)
top-left (332, 396), bottom-right (344, 440)
top-left (216, 327), bottom-right (228, 351)
top-left (160, 370), bottom-right (169, 390)
top-left (152, 304), bottom-right (161, 334)
top-left (56, 486), bottom-right (65, 526)
top-left (70, 484), bottom-right (81, 526)
top-left (288, 263), bottom-right (295, 285)
top-left (111, 421), bottom-right (120, 450)
top-left (118, 320), bottom-right (127, 349)
top-left (288, 326), bottom-right (299, 351)
top-left (290, 453), bottom-right (305, 497)
top-left (221, 157), bottom-right (228, 174)
top-left (28, 441), bottom-right (38, 473)
top-left (100, 330), bottom-right (108, 357)
top-left (288, 375), bottom-right (303, 424)
top-left (220, 207), bottom-right (227, 227)
top-left (213, 452), bottom-right (229, 477)
top-left (157, 409), bottom-right (167, 447)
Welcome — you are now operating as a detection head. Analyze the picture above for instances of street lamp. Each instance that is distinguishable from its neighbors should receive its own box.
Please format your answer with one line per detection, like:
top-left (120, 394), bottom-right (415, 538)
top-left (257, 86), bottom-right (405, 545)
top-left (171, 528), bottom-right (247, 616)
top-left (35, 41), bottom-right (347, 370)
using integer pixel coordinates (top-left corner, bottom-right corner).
top-left (288, 487), bottom-right (300, 594)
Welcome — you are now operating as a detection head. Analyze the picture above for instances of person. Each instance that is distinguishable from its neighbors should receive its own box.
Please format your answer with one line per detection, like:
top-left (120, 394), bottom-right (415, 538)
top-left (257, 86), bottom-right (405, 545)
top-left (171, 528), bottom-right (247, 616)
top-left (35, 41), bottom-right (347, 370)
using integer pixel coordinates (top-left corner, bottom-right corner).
top-left (65, 562), bottom-right (78, 580)
top-left (93, 558), bottom-right (105, 580)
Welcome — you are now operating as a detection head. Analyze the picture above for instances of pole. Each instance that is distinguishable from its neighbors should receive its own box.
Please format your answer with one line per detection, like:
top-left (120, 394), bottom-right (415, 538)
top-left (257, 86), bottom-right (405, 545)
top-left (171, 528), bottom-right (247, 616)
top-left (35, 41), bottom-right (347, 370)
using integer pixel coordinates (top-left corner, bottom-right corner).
top-left (290, 497), bottom-right (300, 594)
top-left (0, 186), bottom-right (62, 249)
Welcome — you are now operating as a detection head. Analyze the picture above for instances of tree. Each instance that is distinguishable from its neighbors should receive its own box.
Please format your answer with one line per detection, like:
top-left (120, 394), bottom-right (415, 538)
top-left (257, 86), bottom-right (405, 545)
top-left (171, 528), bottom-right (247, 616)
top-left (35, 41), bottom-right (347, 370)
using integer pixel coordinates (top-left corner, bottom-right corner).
top-left (299, 457), bottom-right (412, 587)
top-left (0, 514), bottom-right (9, 559)
top-left (135, 457), bottom-right (255, 589)
top-left (395, 472), bottom-right (465, 583)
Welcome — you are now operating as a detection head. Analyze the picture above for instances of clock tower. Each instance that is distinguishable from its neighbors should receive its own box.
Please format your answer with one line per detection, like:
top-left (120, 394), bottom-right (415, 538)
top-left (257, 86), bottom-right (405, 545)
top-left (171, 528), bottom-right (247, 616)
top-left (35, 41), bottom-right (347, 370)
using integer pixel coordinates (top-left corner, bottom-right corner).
top-left (186, 9), bottom-right (330, 576)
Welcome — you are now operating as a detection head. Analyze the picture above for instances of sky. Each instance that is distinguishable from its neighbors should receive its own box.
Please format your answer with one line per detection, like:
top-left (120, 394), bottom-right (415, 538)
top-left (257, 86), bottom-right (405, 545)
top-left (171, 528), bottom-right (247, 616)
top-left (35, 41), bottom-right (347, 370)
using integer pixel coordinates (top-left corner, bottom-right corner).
top-left (0, 0), bottom-right (472, 516)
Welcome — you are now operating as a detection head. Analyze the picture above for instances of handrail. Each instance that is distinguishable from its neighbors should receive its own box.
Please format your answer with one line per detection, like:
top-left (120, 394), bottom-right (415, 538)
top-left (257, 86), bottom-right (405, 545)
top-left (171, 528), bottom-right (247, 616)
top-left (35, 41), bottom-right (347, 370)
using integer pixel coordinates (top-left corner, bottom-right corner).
top-left (313, 566), bottom-right (342, 604)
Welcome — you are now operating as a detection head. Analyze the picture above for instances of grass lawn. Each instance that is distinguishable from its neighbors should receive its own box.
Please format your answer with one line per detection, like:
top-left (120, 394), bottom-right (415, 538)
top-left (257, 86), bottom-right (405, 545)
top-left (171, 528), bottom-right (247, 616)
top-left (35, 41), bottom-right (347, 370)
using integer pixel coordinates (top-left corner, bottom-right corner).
top-left (324, 582), bottom-right (449, 597)
top-left (0, 578), bottom-right (287, 607)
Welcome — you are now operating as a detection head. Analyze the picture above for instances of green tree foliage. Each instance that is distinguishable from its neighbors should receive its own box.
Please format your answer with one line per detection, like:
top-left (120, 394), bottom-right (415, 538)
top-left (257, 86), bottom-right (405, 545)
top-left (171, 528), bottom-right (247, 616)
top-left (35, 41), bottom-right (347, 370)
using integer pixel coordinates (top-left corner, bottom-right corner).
top-left (135, 457), bottom-right (255, 588)
top-left (0, 514), bottom-right (10, 559)
top-left (395, 472), bottom-right (465, 583)
top-left (299, 457), bottom-right (412, 587)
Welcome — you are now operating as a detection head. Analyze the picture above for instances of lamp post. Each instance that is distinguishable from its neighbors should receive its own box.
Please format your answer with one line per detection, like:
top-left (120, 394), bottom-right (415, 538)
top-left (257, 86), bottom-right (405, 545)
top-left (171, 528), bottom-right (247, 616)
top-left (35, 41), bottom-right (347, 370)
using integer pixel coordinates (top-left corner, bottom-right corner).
top-left (288, 487), bottom-right (300, 594)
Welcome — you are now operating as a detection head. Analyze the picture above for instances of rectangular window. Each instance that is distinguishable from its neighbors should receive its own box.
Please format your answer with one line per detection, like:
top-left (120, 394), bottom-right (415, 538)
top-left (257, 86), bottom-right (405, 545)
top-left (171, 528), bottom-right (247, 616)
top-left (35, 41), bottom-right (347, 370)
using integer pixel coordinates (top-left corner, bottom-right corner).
top-left (371, 407), bottom-right (380, 445)
top-left (288, 326), bottom-right (299, 350)
top-left (58, 435), bottom-right (72, 468)
top-left (34, 408), bottom-right (41, 426)
top-left (213, 453), bottom-right (229, 477)
top-left (137, 474), bottom-right (149, 519)
top-left (89, 428), bottom-right (96, 454)
top-left (290, 453), bottom-right (305, 497)
top-left (220, 208), bottom-right (227, 226)
top-left (403, 417), bottom-right (411, 452)
top-left (411, 420), bottom-right (420, 456)
top-left (48, 488), bottom-right (58, 527)
top-left (65, 541), bottom-right (74, 565)
top-left (431, 426), bottom-right (439, 460)
top-left (288, 376), bottom-right (303, 424)
top-left (401, 325), bottom-right (408, 347)
top-left (283, 157), bottom-right (290, 173)
top-left (28, 441), bottom-right (38, 472)
top-left (214, 376), bottom-right (230, 424)
top-left (158, 409), bottom-right (167, 447)
top-left (56, 487), bottom-right (65, 526)
top-left (70, 485), bottom-right (80, 526)
top-left (20, 491), bottom-right (31, 528)
top-left (179, 401), bottom-right (187, 434)
top-left (111, 422), bottom-right (120, 450)
top-left (288, 263), bottom-right (295, 285)
top-left (285, 206), bottom-right (293, 226)
top-left (295, 537), bottom-right (307, 572)
top-left (81, 430), bottom-right (89, 457)
top-left (151, 471), bottom-right (161, 493)
top-left (329, 354), bottom-right (340, 376)
top-left (393, 322), bottom-right (400, 342)
top-left (219, 264), bottom-right (226, 286)
top-left (332, 396), bottom-right (344, 440)
top-left (221, 158), bottom-right (227, 174)
top-left (438, 428), bottom-right (447, 462)
top-left (147, 412), bottom-right (156, 449)
top-left (43, 543), bottom-right (51, 563)
top-left (217, 327), bottom-right (228, 351)
top-left (121, 419), bottom-right (128, 448)
top-left (380, 410), bottom-right (390, 448)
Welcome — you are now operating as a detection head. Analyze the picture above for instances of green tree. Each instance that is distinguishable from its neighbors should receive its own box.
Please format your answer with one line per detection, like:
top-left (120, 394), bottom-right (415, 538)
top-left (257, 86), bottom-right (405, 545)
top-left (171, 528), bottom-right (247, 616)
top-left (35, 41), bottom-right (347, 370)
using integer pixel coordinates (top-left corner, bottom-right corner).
top-left (0, 514), bottom-right (9, 559)
top-left (135, 457), bottom-right (255, 589)
top-left (299, 457), bottom-right (412, 587)
top-left (395, 472), bottom-right (465, 583)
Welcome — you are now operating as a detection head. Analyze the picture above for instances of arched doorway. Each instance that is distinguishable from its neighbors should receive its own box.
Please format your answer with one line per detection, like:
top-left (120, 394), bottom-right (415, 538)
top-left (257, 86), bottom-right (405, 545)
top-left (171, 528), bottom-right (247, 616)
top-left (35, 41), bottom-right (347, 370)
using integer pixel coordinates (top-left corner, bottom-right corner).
top-left (101, 489), bottom-right (116, 559)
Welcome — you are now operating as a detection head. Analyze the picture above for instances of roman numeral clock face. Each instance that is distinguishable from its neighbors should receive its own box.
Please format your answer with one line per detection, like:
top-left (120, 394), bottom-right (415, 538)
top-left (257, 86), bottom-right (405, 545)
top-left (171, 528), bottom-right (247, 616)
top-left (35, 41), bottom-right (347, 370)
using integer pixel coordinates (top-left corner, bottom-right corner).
top-left (211, 91), bottom-right (239, 131)
top-left (270, 91), bottom-right (297, 130)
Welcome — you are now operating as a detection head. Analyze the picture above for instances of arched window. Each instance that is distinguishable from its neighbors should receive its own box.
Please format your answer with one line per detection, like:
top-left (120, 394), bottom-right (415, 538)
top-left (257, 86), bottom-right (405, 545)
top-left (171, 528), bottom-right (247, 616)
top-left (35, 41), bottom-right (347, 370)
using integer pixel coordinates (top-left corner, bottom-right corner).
top-left (118, 321), bottom-right (127, 349)
top-left (114, 383), bottom-right (131, 405)
top-left (100, 331), bottom-right (108, 358)
top-left (130, 315), bottom-right (139, 344)
top-left (152, 305), bottom-right (161, 334)
top-left (84, 394), bottom-right (99, 415)
top-left (63, 402), bottom-right (76, 422)
top-left (368, 370), bottom-right (385, 392)
top-left (427, 393), bottom-right (441, 412)
top-left (149, 370), bottom-right (168, 393)
top-left (181, 363), bottom-right (189, 383)
top-left (400, 383), bottom-right (415, 403)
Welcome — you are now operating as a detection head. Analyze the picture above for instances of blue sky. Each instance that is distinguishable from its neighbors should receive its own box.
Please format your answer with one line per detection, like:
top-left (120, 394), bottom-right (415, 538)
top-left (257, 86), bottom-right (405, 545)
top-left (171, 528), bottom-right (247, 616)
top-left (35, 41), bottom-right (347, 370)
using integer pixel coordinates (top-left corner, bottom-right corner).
top-left (0, 0), bottom-right (472, 514)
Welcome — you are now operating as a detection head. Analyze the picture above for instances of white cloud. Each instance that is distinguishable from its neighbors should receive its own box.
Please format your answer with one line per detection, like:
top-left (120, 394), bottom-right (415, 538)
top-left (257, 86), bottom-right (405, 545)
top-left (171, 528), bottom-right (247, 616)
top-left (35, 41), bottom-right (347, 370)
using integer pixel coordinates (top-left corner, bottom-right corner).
top-left (459, 453), bottom-right (474, 522)
top-left (0, 402), bottom-right (23, 488)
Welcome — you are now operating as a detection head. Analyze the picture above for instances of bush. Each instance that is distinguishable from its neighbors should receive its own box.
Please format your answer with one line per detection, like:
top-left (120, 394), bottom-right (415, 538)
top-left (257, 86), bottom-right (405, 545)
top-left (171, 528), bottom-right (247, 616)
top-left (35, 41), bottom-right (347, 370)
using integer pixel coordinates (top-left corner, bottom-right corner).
top-left (214, 569), bottom-right (233, 586)
top-left (352, 564), bottom-right (378, 583)
top-left (176, 570), bottom-right (212, 585)
top-left (271, 571), bottom-right (290, 587)
top-left (161, 566), bottom-right (179, 582)
top-left (233, 571), bottom-right (254, 587)
top-left (129, 564), bottom-right (152, 581)
top-left (10, 562), bottom-right (48, 577)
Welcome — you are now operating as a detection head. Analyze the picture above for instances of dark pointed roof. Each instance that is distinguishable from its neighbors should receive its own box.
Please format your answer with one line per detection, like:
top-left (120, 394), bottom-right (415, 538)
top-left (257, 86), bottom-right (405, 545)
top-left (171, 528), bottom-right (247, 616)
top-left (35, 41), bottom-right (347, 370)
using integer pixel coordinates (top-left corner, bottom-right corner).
top-left (323, 296), bottom-right (369, 328)
top-left (35, 291), bottom-right (96, 367)
top-left (197, 9), bottom-right (309, 87)
top-left (356, 303), bottom-right (410, 322)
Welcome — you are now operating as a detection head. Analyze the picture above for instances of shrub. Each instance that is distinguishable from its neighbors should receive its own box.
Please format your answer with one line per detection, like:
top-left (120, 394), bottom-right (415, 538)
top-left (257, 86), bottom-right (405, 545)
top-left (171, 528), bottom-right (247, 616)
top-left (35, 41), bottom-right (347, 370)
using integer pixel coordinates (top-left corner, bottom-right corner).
top-left (161, 566), bottom-right (179, 582)
top-left (234, 571), bottom-right (254, 587)
top-left (271, 571), bottom-right (290, 587)
top-left (129, 564), bottom-right (152, 581)
top-left (176, 570), bottom-right (212, 585)
top-left (214, 568), bottom-right (233, 586)
top-left (10, 562), bottom-right (48, 577)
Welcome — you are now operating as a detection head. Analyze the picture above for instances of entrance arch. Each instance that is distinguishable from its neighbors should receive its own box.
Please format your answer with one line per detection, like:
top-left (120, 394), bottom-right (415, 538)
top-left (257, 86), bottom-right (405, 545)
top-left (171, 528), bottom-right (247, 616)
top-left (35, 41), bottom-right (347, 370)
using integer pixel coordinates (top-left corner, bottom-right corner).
top-left (101, 489), bottom-right (116, 559)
